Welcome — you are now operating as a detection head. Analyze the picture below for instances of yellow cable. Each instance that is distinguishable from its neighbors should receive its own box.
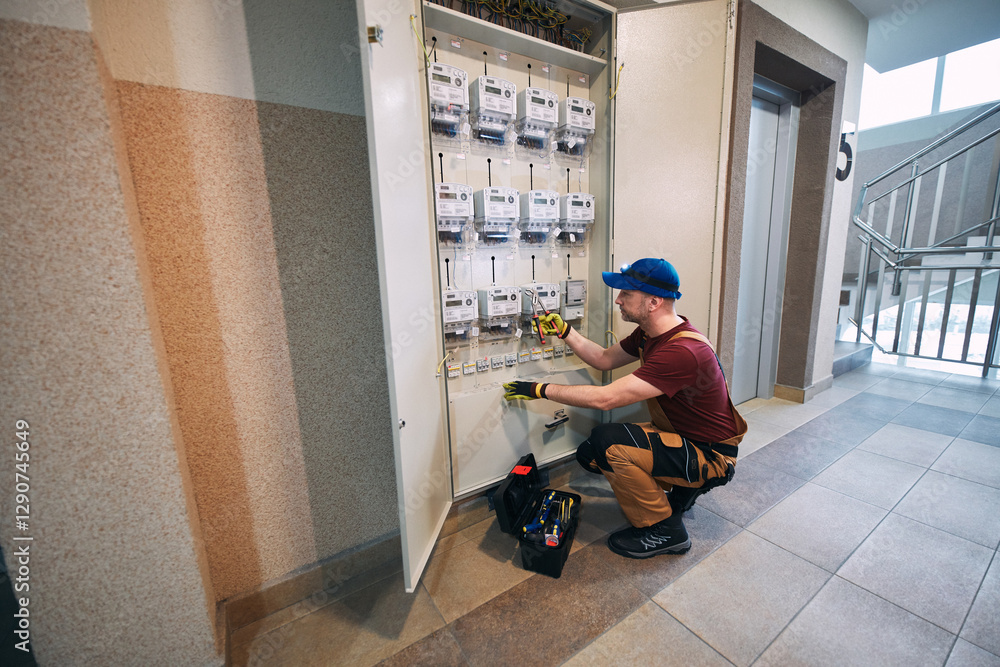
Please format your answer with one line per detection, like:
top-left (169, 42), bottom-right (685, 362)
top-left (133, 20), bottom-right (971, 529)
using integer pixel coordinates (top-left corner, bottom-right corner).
top-left (605, 330), bottom-right (619, 344)
top-left (609, 62), bottom-right (624, 99)
top-left (436, 352), bottom-right (451, 375)
top-left (410, 15), bottom-right (430, 65)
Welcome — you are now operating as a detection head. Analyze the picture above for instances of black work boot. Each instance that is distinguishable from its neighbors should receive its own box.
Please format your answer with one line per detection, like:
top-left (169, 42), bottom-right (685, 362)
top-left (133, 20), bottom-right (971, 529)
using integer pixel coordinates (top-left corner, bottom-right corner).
top-left (668, 462), bottom-right (736, 513)
top-left (607, 514), bottom-right (691, 559)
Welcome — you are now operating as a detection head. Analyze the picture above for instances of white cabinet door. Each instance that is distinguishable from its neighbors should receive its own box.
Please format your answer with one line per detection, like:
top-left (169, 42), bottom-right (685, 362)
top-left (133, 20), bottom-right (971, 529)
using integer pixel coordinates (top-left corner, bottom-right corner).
top-left (355, 0), bottom-right (451, 593)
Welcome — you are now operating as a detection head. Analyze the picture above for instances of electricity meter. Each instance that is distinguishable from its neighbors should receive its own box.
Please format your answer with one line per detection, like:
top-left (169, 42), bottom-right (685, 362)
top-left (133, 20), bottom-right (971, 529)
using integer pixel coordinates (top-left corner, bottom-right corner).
top-left (518, 189), bottom-right (559, 247)
top-left (557, 193), bottom-right (595, 248)
top-left (474, 186), bottom-right (519, 247)
top-left (561, 279), bottom-right (587, 321)
top-left (442, 289), bottom-right (478, 348)
top-left (478, 286), bottom-right (521, 318)
top-left (515, 87), bottom-right (558, 153)
top-left (521, 283), bottom-right (560, 315)
top-left (435, 182), bottom-right (474, 247)
top-left (555, 96), bottom-right (596, 157)
top-left (428, 63), bottom-right (468, 142)
top-left (478, 286), bottom-right (520, 341)
top-left (469, 76), bottom-right (516, 147)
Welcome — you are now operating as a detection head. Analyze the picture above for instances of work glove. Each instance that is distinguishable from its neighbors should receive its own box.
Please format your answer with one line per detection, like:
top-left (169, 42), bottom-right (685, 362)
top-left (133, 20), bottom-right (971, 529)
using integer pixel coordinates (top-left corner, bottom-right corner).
top-left (503, 380), bottom-right (549, 401)
top-left (539, 313), bottom-right (571, 339)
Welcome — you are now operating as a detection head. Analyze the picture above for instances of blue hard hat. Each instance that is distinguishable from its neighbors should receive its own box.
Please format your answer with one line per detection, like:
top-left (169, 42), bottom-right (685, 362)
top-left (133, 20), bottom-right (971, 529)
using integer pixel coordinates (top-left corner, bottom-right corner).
top-left (602, 258), bottom-right (681, 299)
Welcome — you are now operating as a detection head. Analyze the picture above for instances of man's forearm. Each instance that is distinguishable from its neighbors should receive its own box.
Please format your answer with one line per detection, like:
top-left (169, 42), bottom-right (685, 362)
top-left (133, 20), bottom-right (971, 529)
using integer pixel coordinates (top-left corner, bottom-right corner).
top-left (561, 327), bottom-right (612, 370)
top-left (543, 382), bottom-right (616, 410)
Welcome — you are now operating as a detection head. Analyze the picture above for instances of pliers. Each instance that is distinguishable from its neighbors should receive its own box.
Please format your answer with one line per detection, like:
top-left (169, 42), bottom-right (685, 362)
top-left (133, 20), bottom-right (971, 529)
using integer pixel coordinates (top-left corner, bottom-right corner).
top-left (525, 288), bottom-right (549, 344)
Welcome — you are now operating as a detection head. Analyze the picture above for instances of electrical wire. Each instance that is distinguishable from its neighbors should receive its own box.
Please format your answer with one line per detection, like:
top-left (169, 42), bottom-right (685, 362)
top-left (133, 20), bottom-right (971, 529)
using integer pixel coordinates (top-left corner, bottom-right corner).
top-left (609, 62), bottom-right (624, 99)
top-left (410, 15), bottom-right (431, 66)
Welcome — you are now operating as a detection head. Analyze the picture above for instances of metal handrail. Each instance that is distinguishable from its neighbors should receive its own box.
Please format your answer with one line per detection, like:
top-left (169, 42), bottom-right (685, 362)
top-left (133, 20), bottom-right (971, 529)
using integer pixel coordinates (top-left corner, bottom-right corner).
top-left (865, 102), bottom-right (1000, 189)
top-left (850, 101), bottom-right (1000, 376)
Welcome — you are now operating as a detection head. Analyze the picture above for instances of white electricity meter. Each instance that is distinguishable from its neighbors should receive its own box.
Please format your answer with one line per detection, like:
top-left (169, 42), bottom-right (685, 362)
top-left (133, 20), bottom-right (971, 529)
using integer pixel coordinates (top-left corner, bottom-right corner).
top-left (518, 189), bottom-right (559, 247)
top-left (560, 192), bottom-right (595, 222)
top-left (435, 182), bottom-right (474, 247)
top-left (443, 290), bottom-right (478, 323)
top-left (469, 76), bottom-right (516, 146)
top-left (474, 186), bottom-right (519, 247)
top-left (427, 64), bottom-right (469, 141)
top-left (561, 279), bottom-right (587, 321)
top-left (478, 286), bottom-right (521, 318)
top-left (521, 283), bottom-right (560, 315)
top-left (516, 87), bottom-right (558, 152)
top-left (556, 96), bottom-right (596, 157)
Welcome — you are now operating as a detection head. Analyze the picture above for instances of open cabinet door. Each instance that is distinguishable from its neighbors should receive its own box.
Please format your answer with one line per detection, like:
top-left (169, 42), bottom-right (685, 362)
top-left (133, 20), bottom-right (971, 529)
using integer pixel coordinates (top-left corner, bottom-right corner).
top-left (610, 0), bottom-right (735, 427)
top-left (355, 0), bottom-right (452, 593)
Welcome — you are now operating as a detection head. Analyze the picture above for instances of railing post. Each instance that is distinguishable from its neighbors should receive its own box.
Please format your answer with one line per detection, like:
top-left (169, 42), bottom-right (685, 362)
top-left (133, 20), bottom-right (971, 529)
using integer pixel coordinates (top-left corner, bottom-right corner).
top-left (987, 157), bottom-right (1000, 261)
top-left (983, 270), bottom-right (1000, 377)
top-left (893, 161), bottom-right (919, 296)
top-left (855, 235), bottom-right (871, 343)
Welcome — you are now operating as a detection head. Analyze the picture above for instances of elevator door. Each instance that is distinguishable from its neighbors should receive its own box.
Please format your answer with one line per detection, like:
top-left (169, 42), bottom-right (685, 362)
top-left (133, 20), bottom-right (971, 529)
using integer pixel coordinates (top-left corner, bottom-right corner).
top-left (732, 87), bottom-right (797, 404)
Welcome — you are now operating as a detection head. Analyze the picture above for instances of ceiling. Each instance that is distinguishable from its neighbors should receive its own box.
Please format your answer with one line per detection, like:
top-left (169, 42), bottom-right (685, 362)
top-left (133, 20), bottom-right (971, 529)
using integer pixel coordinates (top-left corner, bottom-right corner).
top-left (846, 0), bottom-right (1000, 72)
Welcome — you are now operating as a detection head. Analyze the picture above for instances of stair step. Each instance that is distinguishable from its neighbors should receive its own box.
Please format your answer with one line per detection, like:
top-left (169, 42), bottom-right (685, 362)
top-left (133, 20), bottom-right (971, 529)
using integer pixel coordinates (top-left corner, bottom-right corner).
top-left (833, 341), bottom-right (873, 377)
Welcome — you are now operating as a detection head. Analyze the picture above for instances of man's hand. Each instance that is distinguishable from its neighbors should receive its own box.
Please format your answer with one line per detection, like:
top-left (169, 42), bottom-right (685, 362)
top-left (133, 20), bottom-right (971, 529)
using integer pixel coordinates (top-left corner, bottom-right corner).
top-left (503, 380), bottom-right (549, 401)
top-left (539, 313), bottom-right (570, 339)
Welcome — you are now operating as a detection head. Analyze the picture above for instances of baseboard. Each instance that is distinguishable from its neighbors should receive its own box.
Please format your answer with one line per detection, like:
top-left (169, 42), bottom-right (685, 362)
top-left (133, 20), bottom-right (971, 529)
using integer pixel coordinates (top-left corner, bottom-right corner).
top-left (774, 375), bottom-right (834, 403)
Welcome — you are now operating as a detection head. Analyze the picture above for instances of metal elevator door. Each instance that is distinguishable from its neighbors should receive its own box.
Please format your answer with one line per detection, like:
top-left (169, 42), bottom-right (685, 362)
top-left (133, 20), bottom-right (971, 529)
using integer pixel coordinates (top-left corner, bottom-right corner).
top-left (732, 87), bottom-right (797, 404)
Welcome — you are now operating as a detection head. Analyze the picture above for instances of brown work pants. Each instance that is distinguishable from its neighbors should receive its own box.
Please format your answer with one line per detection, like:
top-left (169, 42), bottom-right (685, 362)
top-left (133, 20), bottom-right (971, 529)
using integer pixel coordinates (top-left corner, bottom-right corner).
top-left (576, 422), bottom-right (734, 527)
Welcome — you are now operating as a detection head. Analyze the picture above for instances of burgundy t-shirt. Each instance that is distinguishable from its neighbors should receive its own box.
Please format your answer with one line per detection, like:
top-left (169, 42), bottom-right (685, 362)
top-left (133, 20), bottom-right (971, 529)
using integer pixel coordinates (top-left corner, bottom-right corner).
top-left (620, 318), bottom-right (738, 443)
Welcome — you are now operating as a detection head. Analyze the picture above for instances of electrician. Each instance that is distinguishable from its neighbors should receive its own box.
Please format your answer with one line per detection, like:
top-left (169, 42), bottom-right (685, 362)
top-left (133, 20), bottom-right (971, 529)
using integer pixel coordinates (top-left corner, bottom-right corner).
top-left (503, 258), bottom-right (747, 558)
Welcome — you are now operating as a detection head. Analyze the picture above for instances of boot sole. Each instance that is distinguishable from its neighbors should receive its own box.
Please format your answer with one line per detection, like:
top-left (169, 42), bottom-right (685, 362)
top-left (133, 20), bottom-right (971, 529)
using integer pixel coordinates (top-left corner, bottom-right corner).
top-left (607, 537), bottom-right (692, 559)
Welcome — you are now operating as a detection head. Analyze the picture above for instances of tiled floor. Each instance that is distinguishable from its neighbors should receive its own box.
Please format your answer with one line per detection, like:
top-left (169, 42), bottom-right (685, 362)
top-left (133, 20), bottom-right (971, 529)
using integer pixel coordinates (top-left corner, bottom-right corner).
top-left (230, 364), bottom-right (1000, 666)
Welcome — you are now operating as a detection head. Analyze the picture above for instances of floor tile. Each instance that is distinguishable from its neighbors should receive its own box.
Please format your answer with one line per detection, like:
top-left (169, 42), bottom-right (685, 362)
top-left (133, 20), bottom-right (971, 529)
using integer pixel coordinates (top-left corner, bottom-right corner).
top-left (857, 423), bottom-right (955, 467)
top-left (653, 531), bottom-right (829, 667)
top-left (895, 470), bottom-right (1000, 548)
top-left (827, 391), bottom-right (913, 421)
top-left (744, 429), bottom-right (853, 480)
top-left (736, 415), bottom-right (791, 458)
top-left (892, 403), bottom-right (975, 437)
top-left (811, 449), bottom-right (925, 509)
top-left (959, 415), bottom-right (1000, 447)
top-left (748, 483), bottom-right (887, 572)
top-left (233, 573), bottom-right (445, 667)
top-left (439, 496), bottom-right (492, 540)
top-left (448, 543), bottom-right (646, 666)
top-left (805, 384), bottom-right (860, 409)
top-left (866, 377), bottom-right (934, 401)
top-left (563, 474), bottom-right (628, 550)
top-left (433, 517), bottom-right (494, 555)
top-left (918, 386), bottom-right (991, 413)
top-left (562, 601), bottom-right (730, 667)
top-left (961, 555), bottom-right (1000, 657)
top-left (889, 366), bottom-right (951, 386)
top-left (852, 363), bottom-right (900, 377)
top-left (978, 395), bottom-right (1000, 418)
top-left (421, 522), bottom-right (533, 623)
top-left (695, 459), bottom-right (806, 527)
top-left (940, 374), bottom-right (1000, 395)
top-left (795, 409), bottom-right (888, 447)
top-left (742, 400), bottom-right (830, 430)
top-left (833, 371), bottom-right (888, 391)
top-left (376, 627), bottom-right (467, 667)
top-left (584, 505), bottom-right (741, 598)
top-left (933, 439), bottom-right (1000, 489)
top-left (736, 396), bottom-right (771, 415)
top-left (838, 514), bottom-right (993, 633)
top-left (756, 576), bottom-right (954, 667)
top-left (947, 639), bottom-right (1000, 667)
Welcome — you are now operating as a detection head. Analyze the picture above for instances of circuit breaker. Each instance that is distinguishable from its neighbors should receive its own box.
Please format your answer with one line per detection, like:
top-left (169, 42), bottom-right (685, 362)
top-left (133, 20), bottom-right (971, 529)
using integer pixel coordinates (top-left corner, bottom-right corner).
top-left (435, 182), bottom-right (474, 247)
top-left (428, 63), bottom-right (469, 141)
top-left (469, 76), bottom-right (516, 147)
top-left (518, 190), bottom-right (559, 247)
top-left (561, 279), bottom-right (587, 321)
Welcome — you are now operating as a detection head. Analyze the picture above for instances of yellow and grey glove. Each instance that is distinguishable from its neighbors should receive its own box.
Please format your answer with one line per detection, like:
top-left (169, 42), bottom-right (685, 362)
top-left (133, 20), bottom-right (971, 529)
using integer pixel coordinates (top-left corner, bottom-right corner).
top-left (503, 380), bottom-right (549, 401)
top-left (539, 313), bottom-right (571, 339)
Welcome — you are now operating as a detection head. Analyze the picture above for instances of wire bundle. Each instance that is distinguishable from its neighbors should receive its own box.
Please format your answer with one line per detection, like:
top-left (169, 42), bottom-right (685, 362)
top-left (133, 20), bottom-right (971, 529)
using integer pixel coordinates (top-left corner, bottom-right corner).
top-left (428, 0), bottom-right (593, 52)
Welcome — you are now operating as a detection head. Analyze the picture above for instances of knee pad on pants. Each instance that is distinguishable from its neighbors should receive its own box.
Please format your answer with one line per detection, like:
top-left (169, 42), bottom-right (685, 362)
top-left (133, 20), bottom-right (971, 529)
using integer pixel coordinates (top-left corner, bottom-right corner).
top-left (576, 424), bottom-right (620, 473)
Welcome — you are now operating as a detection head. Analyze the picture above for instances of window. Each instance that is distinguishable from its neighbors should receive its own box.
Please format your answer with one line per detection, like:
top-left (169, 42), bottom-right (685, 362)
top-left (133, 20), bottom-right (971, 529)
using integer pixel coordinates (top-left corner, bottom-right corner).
top-left (858, 59), bottom-right (937, 130)
top-left (940, 37), bottom-right (1000, 112)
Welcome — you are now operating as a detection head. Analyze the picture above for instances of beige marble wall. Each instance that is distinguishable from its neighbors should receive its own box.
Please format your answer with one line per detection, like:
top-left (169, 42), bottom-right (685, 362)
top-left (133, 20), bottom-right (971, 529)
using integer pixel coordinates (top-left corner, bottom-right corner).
top-left (0, 19), bottom-right (218, 664)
